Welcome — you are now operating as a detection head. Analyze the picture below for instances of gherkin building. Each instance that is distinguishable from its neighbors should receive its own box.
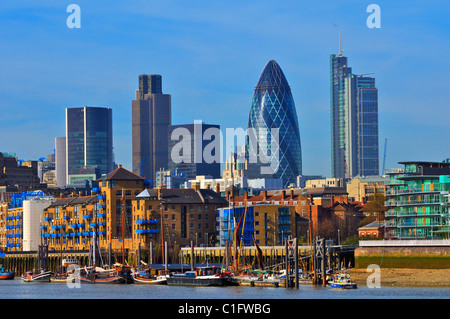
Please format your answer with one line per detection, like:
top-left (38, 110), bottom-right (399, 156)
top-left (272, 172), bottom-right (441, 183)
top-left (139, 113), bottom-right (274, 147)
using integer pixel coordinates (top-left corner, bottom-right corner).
top-left (246, 60), bottom-right (302, 188)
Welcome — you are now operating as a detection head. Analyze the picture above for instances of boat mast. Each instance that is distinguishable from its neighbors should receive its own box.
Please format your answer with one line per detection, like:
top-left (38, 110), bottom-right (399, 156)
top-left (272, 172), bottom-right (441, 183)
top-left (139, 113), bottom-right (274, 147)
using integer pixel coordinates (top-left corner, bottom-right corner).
top-left (122, 188), bottom-right (125, 265)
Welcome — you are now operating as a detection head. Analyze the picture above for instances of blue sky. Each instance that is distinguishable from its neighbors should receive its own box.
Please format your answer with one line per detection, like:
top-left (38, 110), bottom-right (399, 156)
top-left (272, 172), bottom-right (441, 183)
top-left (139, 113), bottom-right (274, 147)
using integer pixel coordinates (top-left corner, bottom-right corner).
top-left (0, 1), bottom-right (449, 177)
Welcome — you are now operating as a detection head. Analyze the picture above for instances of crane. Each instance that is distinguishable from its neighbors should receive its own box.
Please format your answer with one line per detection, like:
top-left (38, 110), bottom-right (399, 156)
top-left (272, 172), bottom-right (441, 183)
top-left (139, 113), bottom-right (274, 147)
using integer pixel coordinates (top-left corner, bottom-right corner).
top-left (358, 73), bottom-right (376, 77)
top-left (133, 157), bottom-right (147, 178)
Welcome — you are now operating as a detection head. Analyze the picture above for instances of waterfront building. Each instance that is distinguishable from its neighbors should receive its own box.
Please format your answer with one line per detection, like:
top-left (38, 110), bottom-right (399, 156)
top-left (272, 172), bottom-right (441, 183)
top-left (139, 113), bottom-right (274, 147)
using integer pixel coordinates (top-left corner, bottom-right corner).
top-left (168, 122), bottom-right (221, 180)
top-left (0, 191), bottom-right (53, 252)
top-left (346, 175), bottom-right (389, 202)
top-left (330, 52), bottom-right (379, 179)
top-left (132, 74), bottom-right (171, 184)
top-left (184, 175), bottom-right (283, 194)
top-left (385, 161), bottom-right (450, 239)
top-left (305, 178), bottom-right (345, 189)
top-left (42, 165), bottom-right (146, 252)
top-left (133, 183), bottom-right (228, 249)
top-left (65, 107), bottom-right (114, 184)
top-left (217, 203), bottom-right (298, 247)
top-left (247, 60), bottom-right (302, 188)
top-left (40, 165), bottom-right (227, 257)
top-left (295, 187), bottom-right (363, 242)
top-left (0, 152), bottom-right (42, 192)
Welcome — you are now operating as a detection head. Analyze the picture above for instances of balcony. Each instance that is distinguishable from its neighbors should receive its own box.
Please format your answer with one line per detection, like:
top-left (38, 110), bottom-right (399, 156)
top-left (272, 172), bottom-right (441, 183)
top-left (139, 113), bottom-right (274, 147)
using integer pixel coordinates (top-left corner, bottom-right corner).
top-left (136, 229), bottom-right (158, 234)
top-left (135, 219), bottom-right (158, 225)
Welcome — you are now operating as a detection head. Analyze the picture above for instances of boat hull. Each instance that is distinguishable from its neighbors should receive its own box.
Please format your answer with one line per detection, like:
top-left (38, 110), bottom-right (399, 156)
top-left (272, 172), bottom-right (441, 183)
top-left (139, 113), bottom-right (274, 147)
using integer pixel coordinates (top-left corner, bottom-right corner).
top-left (167, 276), bottom-right (230, 287)
top-left (0, 272), bottom-right (15, 280)
top-left (133, 276), bottom-right (167, 285)
top-left (329, 282), bottom-right (357, 289)
top-left (77, 274), bottom-right (126, 284)
top-left (21, 271), bottom-right (53, 282)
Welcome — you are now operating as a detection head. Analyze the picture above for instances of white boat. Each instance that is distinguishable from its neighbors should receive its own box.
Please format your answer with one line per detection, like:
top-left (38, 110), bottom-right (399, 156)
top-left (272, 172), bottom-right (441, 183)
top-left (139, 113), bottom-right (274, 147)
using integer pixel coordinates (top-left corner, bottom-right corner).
top-left (329, 272), bottom-right (357, 289)
top-left (22, 269), bottom-right (53, 282)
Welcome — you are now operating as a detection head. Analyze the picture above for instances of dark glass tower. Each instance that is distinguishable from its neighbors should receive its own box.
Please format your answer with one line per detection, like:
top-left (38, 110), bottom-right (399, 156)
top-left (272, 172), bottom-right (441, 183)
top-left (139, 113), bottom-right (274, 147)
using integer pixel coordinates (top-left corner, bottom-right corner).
top-left (132, 74), bottom-right (171, 184)
top-left (247, 60), bottom-right (302, 188)
top-left (168, 122), bottom-right (221, 180)
top-left (65, 107), bottom-right (113, 181)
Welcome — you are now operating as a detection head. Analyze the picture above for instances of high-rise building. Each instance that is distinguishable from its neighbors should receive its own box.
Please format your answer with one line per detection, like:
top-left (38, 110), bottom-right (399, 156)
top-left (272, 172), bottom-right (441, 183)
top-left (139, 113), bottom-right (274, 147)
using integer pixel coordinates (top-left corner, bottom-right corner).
top-left (330, 51), bottom-right (379, 179)
top-left (168, 121), bottom-right (221, 180)
top-left (55, 137), bottom-right (66, 188)
top-left (132, 74), bottom-right (171, 184)
top-left (65, 107), bottom-right (113, 184)
top-left (246, 60), bottom-right (302, 188)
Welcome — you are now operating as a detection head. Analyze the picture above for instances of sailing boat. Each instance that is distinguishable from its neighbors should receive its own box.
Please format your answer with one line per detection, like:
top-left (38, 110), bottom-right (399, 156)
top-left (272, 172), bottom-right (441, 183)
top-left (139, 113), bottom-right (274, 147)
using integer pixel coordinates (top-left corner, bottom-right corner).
top-left (22, 245), bottom-right (53, 282)
top-left (75, 219), bottom-right (131, 284)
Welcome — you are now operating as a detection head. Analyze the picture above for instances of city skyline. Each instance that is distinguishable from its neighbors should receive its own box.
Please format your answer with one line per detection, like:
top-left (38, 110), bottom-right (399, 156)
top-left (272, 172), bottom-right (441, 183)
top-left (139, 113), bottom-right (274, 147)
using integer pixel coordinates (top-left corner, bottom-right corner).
top-left (0, 1), bottom-right (449, 178)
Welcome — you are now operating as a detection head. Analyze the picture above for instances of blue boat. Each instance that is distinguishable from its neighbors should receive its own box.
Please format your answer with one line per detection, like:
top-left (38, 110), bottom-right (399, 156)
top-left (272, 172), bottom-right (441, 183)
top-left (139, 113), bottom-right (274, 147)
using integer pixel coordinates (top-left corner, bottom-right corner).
top-left (329, 272), bottom-right (357, 289)
top-left (0, 265), bottom-right (14, 280)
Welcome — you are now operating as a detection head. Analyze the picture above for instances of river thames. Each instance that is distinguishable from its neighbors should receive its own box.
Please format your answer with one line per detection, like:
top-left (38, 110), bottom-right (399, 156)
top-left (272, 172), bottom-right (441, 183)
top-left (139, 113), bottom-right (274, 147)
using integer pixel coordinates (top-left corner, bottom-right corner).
top-left (0, 278), bottom-right (449, 299)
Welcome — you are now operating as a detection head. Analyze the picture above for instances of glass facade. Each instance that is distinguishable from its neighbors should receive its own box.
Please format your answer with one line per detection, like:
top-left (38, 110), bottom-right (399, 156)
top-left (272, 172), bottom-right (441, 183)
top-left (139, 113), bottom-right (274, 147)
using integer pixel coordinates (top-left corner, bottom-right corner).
top-left (330, 54), bottom-right (379, 178)
top-left (247, 60), bottom-right (302, 188)
top-left (66, 107), bottom-right (113, 180)
top-left (217, 206), bottom-right (255, 247)
top-left (385, 162), bottom-right (450, 239)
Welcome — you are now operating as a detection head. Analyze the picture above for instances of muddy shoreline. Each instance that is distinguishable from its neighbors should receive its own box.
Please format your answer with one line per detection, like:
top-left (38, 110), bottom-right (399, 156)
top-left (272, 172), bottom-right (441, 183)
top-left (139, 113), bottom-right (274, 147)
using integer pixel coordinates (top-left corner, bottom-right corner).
top-left (348, 268), bottom-right (450, 288)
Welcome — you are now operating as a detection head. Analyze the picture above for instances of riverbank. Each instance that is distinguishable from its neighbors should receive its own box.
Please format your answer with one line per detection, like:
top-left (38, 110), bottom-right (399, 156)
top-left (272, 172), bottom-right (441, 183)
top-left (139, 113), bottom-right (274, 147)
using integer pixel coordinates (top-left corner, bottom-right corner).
top-left (348, 268), bottom-right (450, 288)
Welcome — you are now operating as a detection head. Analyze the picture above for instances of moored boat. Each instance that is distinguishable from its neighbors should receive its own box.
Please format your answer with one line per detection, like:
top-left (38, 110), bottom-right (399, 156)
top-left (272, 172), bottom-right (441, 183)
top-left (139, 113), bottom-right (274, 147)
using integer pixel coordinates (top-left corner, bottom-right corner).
top-left (21, 269), bottom-right (53, 282)
top-left (133, 269), bottom-right (168, 285)
top-left (167, 266), bottom-right (236, 287)
top-left (329, 272), bottom-right (357, 289)
top-left (0, 265), bottom-right (14, 280)
top-left (51, 257), bottom-right (80, 283)
top-left (72, 266), bottom-right (128, 284)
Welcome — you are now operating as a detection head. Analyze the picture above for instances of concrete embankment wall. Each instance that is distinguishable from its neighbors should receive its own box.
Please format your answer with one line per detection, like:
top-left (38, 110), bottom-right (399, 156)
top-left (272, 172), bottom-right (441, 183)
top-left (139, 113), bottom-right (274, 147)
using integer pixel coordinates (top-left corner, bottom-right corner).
top-left (355, 241), bottom-right (450, 269)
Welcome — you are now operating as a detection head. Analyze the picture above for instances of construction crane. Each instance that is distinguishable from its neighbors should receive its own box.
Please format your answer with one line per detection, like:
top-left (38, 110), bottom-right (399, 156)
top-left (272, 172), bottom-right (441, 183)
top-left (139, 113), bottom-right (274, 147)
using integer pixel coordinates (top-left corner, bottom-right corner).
top-left (133, 157), bottom-right (147, 178)
top-left (382, 138), bottom-right (387, 175)
top-left (358, 73), bottom-right (376, 77)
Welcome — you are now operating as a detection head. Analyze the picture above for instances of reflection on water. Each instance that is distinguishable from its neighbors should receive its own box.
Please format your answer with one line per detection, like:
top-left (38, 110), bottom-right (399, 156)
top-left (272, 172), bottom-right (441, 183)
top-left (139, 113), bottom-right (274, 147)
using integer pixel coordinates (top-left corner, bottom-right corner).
top-left (0, 279), bottom-right (449, 299)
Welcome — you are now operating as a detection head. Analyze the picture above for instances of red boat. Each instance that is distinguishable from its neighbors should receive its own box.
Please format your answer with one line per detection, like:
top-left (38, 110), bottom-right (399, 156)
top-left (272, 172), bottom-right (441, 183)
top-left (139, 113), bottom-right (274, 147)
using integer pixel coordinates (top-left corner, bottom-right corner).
top-left (0, 266), bottom-right (15, 280)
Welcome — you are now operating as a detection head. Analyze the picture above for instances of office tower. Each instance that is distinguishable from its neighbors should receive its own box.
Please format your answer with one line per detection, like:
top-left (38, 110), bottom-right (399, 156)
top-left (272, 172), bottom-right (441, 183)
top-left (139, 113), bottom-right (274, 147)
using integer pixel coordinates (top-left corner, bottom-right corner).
top-left (55, 137), bottom-right (66, 188)
top-left (330, 51), bottom-right (379, 179)
top-left (168, 121), bottom-right (221, 180)
top-left (132, 74), bottom-right (171, 184)
top-left (65, 107), bottom-right (113, 184)
top-left (246, 60), bottom-right (302, 188)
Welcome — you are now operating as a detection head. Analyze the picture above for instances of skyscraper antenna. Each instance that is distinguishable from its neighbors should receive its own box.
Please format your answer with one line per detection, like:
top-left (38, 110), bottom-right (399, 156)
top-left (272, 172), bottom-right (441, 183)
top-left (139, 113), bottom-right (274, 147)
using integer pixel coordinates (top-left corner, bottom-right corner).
top-left (339, 29), bottom-right (343, 56)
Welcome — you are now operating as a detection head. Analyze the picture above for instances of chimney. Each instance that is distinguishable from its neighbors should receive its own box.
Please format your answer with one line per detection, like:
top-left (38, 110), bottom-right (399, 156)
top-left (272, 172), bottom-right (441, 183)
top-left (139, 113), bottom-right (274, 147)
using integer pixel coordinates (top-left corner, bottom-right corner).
top-left (215, 183), bottom-right (220, 194)
top-left (158, 185), bottom-right (165, 200)
top-left (192, 182), bottom-right (200, 191)
top-left (244, 191), bottom-right (248, 200)
top-left (290, 189), bottom-right (294, 198)
top-left (281, 190), bottom-right (286, 200)
top-left (331, 195), bottom-right (335, 206)
top-left (262, 190), bottom-right (267, 201)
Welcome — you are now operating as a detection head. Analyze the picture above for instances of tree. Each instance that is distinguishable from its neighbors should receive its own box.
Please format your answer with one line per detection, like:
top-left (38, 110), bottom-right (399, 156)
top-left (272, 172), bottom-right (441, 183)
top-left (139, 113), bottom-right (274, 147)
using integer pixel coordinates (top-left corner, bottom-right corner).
top-left (361, 191), bottom-right (387, 221)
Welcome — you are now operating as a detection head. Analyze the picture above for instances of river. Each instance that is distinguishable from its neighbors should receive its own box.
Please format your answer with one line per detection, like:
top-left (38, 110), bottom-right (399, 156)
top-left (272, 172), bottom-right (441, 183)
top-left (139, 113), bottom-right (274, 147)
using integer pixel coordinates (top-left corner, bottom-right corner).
top-left (0, 278), bottom-right (449, 299)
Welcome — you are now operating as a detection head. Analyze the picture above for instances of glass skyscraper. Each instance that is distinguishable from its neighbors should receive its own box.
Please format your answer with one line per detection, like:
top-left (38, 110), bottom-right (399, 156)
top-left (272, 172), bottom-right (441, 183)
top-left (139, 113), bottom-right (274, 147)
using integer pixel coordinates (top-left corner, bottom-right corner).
top-left (65, 106), bottom-right (113, 183)
top-left (330, 53), bottom-right (379, 179)
top-left (247, 60), bottom-right (302, 188)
